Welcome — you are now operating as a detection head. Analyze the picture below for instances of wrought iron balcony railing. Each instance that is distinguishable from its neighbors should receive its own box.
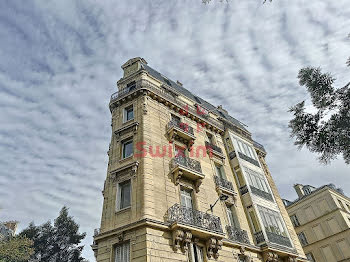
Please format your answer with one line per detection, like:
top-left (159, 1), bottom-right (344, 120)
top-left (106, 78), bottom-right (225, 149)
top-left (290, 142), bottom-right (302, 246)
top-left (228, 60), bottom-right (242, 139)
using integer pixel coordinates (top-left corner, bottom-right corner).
top-left (250, 186), bottom-right (274, 202)
top-left (205, 141), bottom-right (223, 155)
top-left (238, 152), bottom-right (260, 167)
top-left (171, 156), bottom-right (202, 174)
top-left (167, 120), bottom-right (194, 136)
top-left (167, 204), bottom-right (223, 234)
top-left (254, 231), bottom-right (265, 244)
top-left (266, 231), bottom-right (292, 247)
top-left (226, 226), bottom-right (250, 244)
top-left (240, 185), bottom-right (249, 195)
top-left (214, 176), bottom-right (235, 193)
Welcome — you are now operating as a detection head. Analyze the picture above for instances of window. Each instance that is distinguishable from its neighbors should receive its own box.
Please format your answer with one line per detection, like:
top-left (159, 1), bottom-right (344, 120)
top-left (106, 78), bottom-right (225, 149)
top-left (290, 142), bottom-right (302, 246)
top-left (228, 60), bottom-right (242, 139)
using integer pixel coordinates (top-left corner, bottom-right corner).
top-left (244, 167), bottom-right (270, 193)
top-left (123, 105), bottom-right (134, 122)
top-left (226, 205), bottom-right (240, 228)
top-left (118, 180), bottom-right (131, 210)
top-left (122, 139), bottom-right (133, 159)
top-left (233, 137), bottom-right (257, 160)
top-left (189, 243), bottom-right (204, 262)
top-left (305, 253), bottom-right (315, 262)
top-left (171, 114), bottom-right (181, 123)
top-left (126, 81), bottom-right (136, 92)
top-left (115, 241), bottom-right (130, 262)
top-left (297, 232), bottom-right (308, 246)
top-left (338, 199), bottom-right (345, 209)
top-left (258, 206), bottom-right (287, 237)
top-left (290, 214), bottom-right (300, 227)
top-left (180, 187), bottom-right (193, 209)
top-left (215, 164), bottom-right (226, 180)
top-left (206, 132), bottom-right (215, 144)
top-left (175, 145), bottom-right (186, 157)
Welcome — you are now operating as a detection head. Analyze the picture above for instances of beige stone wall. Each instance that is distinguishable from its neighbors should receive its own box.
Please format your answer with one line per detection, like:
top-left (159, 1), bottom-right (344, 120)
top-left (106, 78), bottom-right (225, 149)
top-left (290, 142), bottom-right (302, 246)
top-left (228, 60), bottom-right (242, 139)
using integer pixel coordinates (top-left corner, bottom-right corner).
top-left (287, 188), bottom-right (350, 262)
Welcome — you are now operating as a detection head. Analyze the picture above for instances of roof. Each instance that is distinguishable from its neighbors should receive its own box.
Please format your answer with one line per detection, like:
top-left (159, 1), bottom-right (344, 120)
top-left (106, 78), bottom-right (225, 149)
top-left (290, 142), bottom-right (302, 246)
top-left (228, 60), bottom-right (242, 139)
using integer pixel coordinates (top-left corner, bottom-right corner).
top-left (284, 184), bottom-right (348, 208)
top-left (140, 62), bottom-right (249, 132)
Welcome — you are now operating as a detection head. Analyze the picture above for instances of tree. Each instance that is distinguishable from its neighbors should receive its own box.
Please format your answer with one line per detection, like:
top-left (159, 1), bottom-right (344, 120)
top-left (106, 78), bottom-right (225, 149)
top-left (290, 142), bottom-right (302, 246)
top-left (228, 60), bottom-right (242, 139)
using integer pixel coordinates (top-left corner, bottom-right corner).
top-left (0, 236), bottom-right (34, 262)
top-left (289, 58), bottom-right (350, 164)
top-left (20, 206), bottom-right (88, 262)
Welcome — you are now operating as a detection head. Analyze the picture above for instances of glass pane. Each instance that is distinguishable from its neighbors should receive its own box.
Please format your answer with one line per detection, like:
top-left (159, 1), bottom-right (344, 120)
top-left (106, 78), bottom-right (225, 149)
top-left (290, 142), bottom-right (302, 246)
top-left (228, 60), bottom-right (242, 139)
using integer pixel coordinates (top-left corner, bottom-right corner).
top-left (120, 181), bottom-right (131, 209)
top-left (123, 141), bottom-right (133, 158)
top-left (126, 108), bottom-right (133, 121)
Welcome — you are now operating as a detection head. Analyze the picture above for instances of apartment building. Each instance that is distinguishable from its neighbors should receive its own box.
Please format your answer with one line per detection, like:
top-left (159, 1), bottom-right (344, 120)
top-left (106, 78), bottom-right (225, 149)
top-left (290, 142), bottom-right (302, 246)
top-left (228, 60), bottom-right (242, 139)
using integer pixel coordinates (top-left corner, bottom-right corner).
top-left (92, 57), bottom-right (307, 262)
top-left (284, 184), bottom-right (350, 262)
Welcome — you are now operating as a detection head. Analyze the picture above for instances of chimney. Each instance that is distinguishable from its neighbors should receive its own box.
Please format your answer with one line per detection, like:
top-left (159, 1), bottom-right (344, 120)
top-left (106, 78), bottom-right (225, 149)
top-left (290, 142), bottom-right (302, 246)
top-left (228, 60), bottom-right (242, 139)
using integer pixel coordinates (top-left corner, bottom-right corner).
top-left (121, 57), bottom-right (147, 78)
top-left (176, 80), bottom-right (183, 86)
top-left (217, 105), bottom-right (228, 114)
top-left (294, 184), bottom-right (305, 198)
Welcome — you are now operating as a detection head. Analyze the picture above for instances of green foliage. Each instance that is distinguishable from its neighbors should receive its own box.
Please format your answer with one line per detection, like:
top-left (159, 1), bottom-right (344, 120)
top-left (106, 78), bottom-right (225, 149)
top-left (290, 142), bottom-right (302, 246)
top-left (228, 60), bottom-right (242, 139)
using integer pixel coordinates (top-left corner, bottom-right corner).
top-left (0, 236), bottom-right (34, 262)
top-left (20, 206), bottom-right (88, 262)
top-left (289, 62), bottom-right (350, 164)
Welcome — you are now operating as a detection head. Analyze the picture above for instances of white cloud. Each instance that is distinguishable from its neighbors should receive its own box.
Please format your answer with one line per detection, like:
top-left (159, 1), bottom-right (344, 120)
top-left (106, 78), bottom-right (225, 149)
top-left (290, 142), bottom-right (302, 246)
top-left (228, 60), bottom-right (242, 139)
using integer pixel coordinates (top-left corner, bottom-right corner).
top-left (0, 0), bottom-right (349, 260)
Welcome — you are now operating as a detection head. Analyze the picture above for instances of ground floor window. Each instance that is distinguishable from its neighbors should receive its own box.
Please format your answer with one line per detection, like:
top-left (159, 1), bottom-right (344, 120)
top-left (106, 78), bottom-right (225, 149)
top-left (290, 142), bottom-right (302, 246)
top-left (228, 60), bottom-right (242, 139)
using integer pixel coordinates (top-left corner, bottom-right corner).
top-left (115, 242), bottom-right (130, 262)
top-left (189, 243), bottom-right (204, 262)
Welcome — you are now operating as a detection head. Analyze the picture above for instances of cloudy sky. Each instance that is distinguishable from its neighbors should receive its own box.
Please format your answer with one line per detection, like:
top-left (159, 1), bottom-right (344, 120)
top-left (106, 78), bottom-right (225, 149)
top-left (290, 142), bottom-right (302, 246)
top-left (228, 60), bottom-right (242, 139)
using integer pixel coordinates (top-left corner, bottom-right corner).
top-left (0, 0), bottom-right (349, 260)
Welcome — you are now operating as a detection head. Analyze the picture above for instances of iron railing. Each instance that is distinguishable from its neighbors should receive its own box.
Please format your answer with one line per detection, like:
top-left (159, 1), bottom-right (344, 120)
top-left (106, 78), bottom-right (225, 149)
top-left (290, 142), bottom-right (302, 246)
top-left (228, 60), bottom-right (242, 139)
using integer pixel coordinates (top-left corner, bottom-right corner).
top-left (167, 204), bottom-right (223, 234)
top-left (250, 186), bottom-right (274, 202)
top-left (171, 156), bottom-right (202, 174)
top-left (168, 120), bottom-right (194, 136)
top-left (240, 185), bottom-right (249, 195)
top-left (214, 176), bottom-right (235, 193)
top-left (238, 152), bottom-right (260, 167)
top-left (266, 231), bottom-right (292, 247)
top-left (110, 79), bottom-right (225, 130)
top-left (226, 226), bottom-right (250, 244)
top-left (254, 231), bottom-right (265, 244)
top-left (205, 141), bottom-right (223, 155)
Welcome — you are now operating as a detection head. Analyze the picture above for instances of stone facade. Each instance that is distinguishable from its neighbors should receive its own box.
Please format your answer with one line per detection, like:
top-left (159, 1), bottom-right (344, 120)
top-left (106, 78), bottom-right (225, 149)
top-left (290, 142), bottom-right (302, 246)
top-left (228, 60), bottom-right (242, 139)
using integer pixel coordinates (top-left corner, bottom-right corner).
top-left (284, 184), bottom-right (350, 262)
top-left (92, 57), bottom-right (307, 262)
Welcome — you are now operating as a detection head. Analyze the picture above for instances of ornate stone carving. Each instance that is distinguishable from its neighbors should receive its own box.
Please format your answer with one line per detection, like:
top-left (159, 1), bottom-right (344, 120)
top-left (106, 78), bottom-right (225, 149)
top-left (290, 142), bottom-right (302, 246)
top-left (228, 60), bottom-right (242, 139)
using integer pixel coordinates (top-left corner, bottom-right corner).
top-left (182, 231), bottom-right (192, 252)
top-left (285, 257), bottom-right (297, 262)
top-left (265, 252), bottom-right (279, 262)
top-left (206, 237), bottom-right (222, 259)
top-left (172, 229), bottom-right (184, 251)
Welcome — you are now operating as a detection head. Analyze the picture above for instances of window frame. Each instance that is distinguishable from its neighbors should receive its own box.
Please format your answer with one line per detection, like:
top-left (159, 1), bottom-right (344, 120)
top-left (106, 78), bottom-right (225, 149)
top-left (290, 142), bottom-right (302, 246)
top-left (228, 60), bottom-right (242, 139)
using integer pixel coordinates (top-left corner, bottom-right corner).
top-left (305, 252), bottom-right (315, 262)
top-left (180, 186), bottom-right (193, 209)
top-left (114, 241), bottom-right (130, 262)
top-left (123, 105), bottom-right (134, 123)
top-left (121, 138), bottom-right (133, 159)
top-left (290, 214), bottom-right (300, 227)
top-left (117, 179), bottom-right (131, 211)
top-left (297, 231), bottom-right (308, 246)
top-left (189, 242), bottom-right (205, 262)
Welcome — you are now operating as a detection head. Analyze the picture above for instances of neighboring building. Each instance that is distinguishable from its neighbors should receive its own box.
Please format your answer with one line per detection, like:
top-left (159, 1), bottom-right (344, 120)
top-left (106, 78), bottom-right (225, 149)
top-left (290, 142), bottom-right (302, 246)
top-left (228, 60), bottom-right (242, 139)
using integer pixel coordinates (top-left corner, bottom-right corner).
top-left (92, 57), bottom-right (307, 262)
top-left (0, 221), bottom-right (17, 240)
top-left (284, 184), bottom-right (350, 262)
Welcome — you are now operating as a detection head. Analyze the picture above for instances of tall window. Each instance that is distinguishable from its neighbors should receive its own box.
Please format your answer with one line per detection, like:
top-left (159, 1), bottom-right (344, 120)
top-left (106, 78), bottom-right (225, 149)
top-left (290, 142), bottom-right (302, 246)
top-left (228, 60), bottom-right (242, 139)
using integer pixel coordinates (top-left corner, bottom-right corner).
top-left (122, 139), bottom-right (133, 159)
top-left (297, 232), bottom-right (308, 246)
top-left (118, 180), bottom-right (131, 210)
top-left (244, 167), bottom-right (270, 193)
top-left (180, 187), bottom-right (193, 209)
top-left (175, 145), bottom-right (186, 158)
top-left (215, 164), bottom-right (226, 180)
top-left (290, 214), bottom-right (300, 227)
top-left (258, 206), bottom-right (287, 237)
top-left (232, 137), bottom-right (257, 161)
top-left (115, 241), bottom-right (130, 262)
top-left (189, 243), bottom-right (204, 262)
top-left (206, 132), bottom-right (215, 145)
top-left (123, 105), bottom-right (134, 122)
top-left (305, 253), bottom-right (315, 262)
top-left (226, 205), bottom-right (240, 229)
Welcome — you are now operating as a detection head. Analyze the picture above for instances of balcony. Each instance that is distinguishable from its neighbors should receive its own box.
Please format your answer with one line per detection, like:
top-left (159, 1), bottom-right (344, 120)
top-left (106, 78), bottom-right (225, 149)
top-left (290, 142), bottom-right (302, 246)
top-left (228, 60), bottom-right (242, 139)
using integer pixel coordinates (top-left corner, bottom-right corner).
top-left (254, 231), bottom-right (265, 245)
top-left (167, 204), bottom-right (224, 237)
top-left (170, 156), bottom-right (204, 192)
top-left (250, 186), bottom-right (274, 202)
top-left (214, 176), bottom-right (236, 195)
top-left (167, 120), bottom-right (195, 147)
top-left (238, 152), bottom-right (260, 167)
top-left (226, 226), bottom-right (250, 244)
top-left (266, 232), bottom-right (292, 248)
top-left (205, 141), bottom-right (224, 159)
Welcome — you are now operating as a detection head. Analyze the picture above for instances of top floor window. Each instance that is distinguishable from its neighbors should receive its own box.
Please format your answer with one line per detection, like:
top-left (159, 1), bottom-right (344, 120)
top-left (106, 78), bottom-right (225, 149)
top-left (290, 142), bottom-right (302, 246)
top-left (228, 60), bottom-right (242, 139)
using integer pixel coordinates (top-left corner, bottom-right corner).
top-left (124, 105), bottom-right (134, 122)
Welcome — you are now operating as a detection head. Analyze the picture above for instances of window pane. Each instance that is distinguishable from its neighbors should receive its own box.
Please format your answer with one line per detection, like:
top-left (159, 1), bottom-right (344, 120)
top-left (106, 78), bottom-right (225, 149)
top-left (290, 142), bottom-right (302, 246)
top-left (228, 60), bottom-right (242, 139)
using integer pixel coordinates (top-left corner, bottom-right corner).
top-left (123, 140), bottom-right (133, 158)
top-left (120, 181), bottom-right (131, 209)
top-left (115, 242), bottom-right (130, 262)
top-left (126, 108), bottom-right (133, 121)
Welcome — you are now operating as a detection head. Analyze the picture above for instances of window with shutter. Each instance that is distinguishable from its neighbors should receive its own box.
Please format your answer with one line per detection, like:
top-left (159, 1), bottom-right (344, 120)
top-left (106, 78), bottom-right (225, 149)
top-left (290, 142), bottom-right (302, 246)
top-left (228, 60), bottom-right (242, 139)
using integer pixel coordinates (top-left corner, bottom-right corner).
top-left (115, 242), bottom-right (130, 262)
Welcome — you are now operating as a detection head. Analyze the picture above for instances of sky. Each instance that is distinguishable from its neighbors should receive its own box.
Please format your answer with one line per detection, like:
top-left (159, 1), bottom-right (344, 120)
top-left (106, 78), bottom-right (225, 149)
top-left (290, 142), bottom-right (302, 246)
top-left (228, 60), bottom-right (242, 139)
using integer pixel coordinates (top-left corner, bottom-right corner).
top-left (0, 0), bottom-right (349, 260)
